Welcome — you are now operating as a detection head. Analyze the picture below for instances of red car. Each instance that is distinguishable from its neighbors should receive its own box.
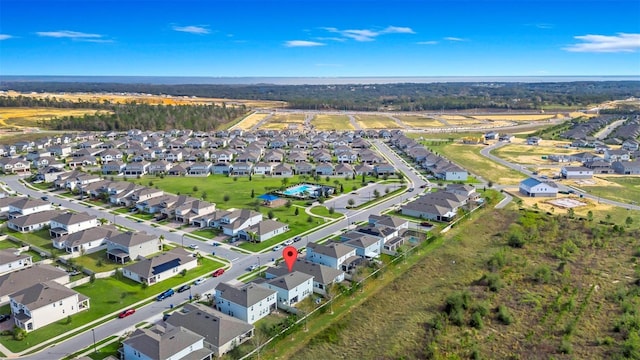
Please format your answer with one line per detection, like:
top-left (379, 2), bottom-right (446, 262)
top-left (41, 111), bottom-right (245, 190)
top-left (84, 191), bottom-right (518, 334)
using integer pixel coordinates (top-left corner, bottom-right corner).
top-left (212, 268), bottom-right (225, 277)
top-left (118, 308), bottom-right (136, 318)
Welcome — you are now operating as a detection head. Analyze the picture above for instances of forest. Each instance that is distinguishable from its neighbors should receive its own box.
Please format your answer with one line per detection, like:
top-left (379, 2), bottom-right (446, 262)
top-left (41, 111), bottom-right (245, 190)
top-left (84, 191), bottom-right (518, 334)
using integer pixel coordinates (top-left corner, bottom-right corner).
top-left (2, 80), bottom-right (639, 111)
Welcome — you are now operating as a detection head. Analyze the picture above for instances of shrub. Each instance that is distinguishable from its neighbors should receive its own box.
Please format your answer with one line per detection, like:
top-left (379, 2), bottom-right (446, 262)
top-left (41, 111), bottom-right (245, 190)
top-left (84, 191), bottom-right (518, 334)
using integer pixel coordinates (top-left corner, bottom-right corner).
top-left (470, 311), bottom-right (484, 329)
top-left (559, 339), bottom-right (573, 354)
top-left (507, 232), bottom-right (525, 248)
top-left (481, 273), bottom-right (504, 292)
top-left (497, 305), bottom-right (513, 325)
top-left (472, 302), bottom-right (490, 317)
top-left (444, 291), bottom-right (471, 315)
top-left (533, 265), bottom-right (552, 284)
top-left (13, 326), bottom-right (27, 341)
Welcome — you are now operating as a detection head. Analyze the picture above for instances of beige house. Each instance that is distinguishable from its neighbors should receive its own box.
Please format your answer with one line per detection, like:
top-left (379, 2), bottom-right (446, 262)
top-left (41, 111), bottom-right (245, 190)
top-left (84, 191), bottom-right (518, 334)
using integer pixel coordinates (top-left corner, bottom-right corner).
top-left (106, 231), bottom-right (161, 264)
top-left (0, 264), bottom-right (69, 305)
top-left (122, 248), bottom-right (197, 285)
top-left (10, 281), bottom-right (90, 332)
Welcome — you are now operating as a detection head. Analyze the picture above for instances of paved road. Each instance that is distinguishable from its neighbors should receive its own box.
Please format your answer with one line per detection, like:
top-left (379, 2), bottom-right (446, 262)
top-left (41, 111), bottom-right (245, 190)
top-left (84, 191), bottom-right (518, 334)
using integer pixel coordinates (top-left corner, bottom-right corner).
top-left (1, 140), bottom-right (429, 359)
top-left (480, 142), bottom-right (640, 211)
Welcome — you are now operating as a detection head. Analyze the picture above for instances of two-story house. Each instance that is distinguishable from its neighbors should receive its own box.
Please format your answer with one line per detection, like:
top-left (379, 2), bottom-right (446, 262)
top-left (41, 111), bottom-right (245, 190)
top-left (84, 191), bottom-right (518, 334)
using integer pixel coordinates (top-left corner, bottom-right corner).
top-left (49, 212), bottom-right (98, 238)
top-left (306, 242), bottom-right (358, 271)
top-left (262, 271), bottom-right (314, 309)
top-left (215, 282), bottom-right (277, 324)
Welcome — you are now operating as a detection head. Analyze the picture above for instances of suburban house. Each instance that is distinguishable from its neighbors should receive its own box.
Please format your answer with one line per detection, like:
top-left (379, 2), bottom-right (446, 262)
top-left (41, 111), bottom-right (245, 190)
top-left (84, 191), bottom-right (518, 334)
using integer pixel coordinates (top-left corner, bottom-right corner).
top-left (0, 265), bottom-right (69, 306)
top-left (7, 210), bottom-right (63, 233)
top-left (262, 271), bottom-right (314, 309)
top-left (106, 231), bottom-right (162, 264)
top-left (164, 303), bottom-right (254, 358)
top-left (52, 225), bottom-right (122, 255)
top-left (306, 242), bottom-right (358, 271)
top-left (238, 219), bottom-right (289, 242)
top-left (9, 281), bottom-right (90, 332)
top-left (122, 326), bottom-right (212, 360)
top-left (0, 158), bottom-right (31, 175)
top-left (215, 282), bottom-right (277, 324)
top-left (49, 212), bottom-right (98, 238)
top-left (527, 136), bottom-right (541, 145)
top-left (561, 166), bottom-right (594, 179)
top-left (173, 200), bottom-right (216, 224)
top-left (519, 178), bottom-right (559, 197)
top-left (343, 235), bottom-right (383, 258)
top-left (401, 191), bottom-right (467, 222)
top-left (265, 259), bottom-right (345, 296)
top-left (612, 160), bottom-right (640, 175)
top-left (604, 149), bottom-right (631, 162)
top-left (0, 249), bottom-right (32, 276)
top-left (219, 209), bottom-right (263, 236)
top-left (7, 197), bottom-right (52, 218)
top-left (122, 248), bottom-right (197, 285)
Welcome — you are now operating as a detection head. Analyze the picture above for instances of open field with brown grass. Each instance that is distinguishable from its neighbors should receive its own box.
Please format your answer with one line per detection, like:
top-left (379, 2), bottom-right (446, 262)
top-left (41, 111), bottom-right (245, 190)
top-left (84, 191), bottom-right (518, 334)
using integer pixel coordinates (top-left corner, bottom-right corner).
top-left (395, 115), bottom-right (443, 128)
top-left (234, 112), bottom-right (271, 130)
top-left (312, 114), bottom-right (354, 130)
top-left (261, 113), bottom-right (305, 130)
top-left (493, 142), bottom-right (576, 165)
top-left (354, 114), bottom-right (400, 129)
top-left (0, 107), bottom-right (111, 129)
top-left (285, 206), bottom-right (640, 360)
top-left (439, 114), bottom-right (471, 120)
top-left (3, 90), bottom-right (286, 108)
top-left (472, 114), bottom-right (558, 121)
top-left (570, 175), bottom-right (640, 205)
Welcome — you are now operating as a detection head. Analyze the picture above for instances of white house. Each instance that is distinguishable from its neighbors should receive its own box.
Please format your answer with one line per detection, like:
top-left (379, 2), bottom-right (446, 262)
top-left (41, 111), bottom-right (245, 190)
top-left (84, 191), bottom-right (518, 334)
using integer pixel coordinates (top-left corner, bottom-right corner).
top-left (519, 178), bottom-right (558, 197)
top-left (122, 248), bottom-right (197, 285)
top-left (106, 231), bottom-right (161, 264)
top-left (52, 225), bottom-right (121, 254)
top-left (263, 271), bottom-right (314, 309)
top-left (0, 264), bottom-right (69, 306)
top-left (122, 326), bottom-right (212, 360)
top-left (7, 210), bottom-right (62, 233)
top-left (265, 260), bottom-right (345, 296)
top-left (238, 219), bottom-right (289, 242)
top-left (306, 242), bottom-right (358, 271)
top-left (0, 249), bottom-right (32, 276)
top-left (561, 166), bottom-right (594, 179)
top-left (8, 197), bottom-right (51, 218)
top-left (220, 209), bottom-right (263, 236)
top-left (49, 212), bottom-right (98, 238)
top-left (10, 281), bottom-right (90, 332)
top-left (215, 282), bottom-right (277, 324)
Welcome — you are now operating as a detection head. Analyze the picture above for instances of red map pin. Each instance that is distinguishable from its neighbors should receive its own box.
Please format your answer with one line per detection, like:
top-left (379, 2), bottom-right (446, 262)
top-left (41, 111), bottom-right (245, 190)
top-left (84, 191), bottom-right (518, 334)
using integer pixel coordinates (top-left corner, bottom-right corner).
top-left (283, 246), bottom-right (298, 272)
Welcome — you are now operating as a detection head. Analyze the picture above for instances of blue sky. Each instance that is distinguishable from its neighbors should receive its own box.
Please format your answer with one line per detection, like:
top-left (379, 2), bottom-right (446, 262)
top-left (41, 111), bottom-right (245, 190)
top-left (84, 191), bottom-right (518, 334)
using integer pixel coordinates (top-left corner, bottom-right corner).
top-left (1, 0), bottom-right (639, 77)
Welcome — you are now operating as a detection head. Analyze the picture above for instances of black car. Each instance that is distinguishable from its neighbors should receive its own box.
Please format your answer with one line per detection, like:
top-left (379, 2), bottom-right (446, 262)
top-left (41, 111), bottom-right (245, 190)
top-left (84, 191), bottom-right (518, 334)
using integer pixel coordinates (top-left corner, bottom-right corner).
top-left (177, 284), bottom-right (191, 293)
top-left (0, 314), bottom-right (10, 323)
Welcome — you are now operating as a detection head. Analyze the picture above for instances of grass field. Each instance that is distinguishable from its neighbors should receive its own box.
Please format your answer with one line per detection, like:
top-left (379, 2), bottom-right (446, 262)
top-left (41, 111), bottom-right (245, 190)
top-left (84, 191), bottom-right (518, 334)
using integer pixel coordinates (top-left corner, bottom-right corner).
top-left (395, 115), bottom-right (443, 128)
top-left (261, 113), bottom-right (305, 130)
top-left (573, 176), bottom-right (640, 205)
top-left (492, 142), bottom-right (576, 165)
top-left (0, 107), bottom-right (111, 129)
top-left (354, 115), bottom-right (400, 129)
top-left (311, 114), bottom-right (354, 130)
top-left (426, 142), bottom-right (526, 185)
top-left (471, 114), bottom-right (557, 121)
top-left (235, 112), bottom-right (272, 130)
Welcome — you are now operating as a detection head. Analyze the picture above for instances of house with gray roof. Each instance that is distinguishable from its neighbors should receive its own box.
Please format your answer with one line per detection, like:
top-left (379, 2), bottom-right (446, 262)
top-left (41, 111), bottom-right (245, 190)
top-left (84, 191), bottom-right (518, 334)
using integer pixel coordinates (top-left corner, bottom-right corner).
top-left (164, 303), bottom-right (254, 358)
top-left (122, 248), bottom-right (197, 285)
top-left (215, 282), bottom-right (277, 324)
top-left (122, 326), bottom-right (212, 360)
top-left (9, 281), bottom-right (90, 332)
top-left (52, 225), bottom-right (122, 255)
top-left (612, 160), bottom-right (640, 175)
top-left (7, 197), bottom-right (51, 218)
top-left (306, 242), bottom-right (358, 271)
top-left (265, 259), bottom-right (345, 296)
top-left (0, 249), bottom-right (32, 276)
top-left (519, 177), bottom-right (559, 197)
top-left (0, 264), bottom-right (68, 305)
top-left (106, 231), bottom-right (161, 264)
top-left (401, 191), bottom-right (468, 221)
top-left (49, 211), bottom-right (98, 238)
top-left (238, 219), bottom-right (289, 242)
top-left (7, 210), bottom-right (63, 233)
top-left (262, 271), bottom-right (314, 309)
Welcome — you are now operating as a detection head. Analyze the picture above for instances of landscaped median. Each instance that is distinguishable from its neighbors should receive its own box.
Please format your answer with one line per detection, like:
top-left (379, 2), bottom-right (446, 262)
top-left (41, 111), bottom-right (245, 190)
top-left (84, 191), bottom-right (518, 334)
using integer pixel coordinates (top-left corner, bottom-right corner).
top-left (0, 257), bottom-right (224, 353)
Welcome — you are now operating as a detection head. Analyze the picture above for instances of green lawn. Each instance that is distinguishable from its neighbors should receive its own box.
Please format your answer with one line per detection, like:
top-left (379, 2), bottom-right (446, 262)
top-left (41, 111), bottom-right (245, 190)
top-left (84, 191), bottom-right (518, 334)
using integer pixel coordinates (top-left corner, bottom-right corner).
top-left (113, 208), bottom-right (131, 214)
top-left (130, 213), bottom-right (154, 221)
top-left (0, 239), bottom-right (20, 250)
top-left (72, 250), bottom-right (123, 273)
top-left (7, 229), bottom-right (56, 251)
top-left (0, 257), bottom-right (224, 353)
top-left (577, 176), bottom-right (640, 205)
top-left (309, 205), bottom-right (344, 219)
top-left (189, 228), bottom-right (220, 239)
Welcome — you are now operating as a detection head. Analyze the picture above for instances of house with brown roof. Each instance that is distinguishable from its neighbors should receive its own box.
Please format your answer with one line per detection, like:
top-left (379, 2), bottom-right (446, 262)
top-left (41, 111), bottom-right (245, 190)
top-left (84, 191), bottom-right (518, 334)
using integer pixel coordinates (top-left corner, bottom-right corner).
top-left (0, 264), bottom-right (69, 305)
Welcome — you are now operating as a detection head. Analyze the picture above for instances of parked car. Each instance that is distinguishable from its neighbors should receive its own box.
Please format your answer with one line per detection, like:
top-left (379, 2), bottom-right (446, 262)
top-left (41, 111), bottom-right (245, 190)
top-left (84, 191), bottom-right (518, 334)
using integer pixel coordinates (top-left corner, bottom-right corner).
top-left (212, 242), bottom-right (221, 246)
top-left (156, 288), bottom-right (175, 301)
top-left (118, 308), bottom-right (135, 318)
top-left (212, 268), bottom-right (225, 277)
top-left (188, 244), bottom-right (198, 249)
top-left (0, 314), bottom-right (10, 323)
top-left (40, 196), bottom-right (48, 201)
top-left (247, 264), bottom-right (258, 271)
top-left (293, 236), bottom-right (302, 242)
top-left (283, 239), bottom-right (293, 246)
top-left (193, 278), bottom-right (205, 286)
top-left (177, 284), bottom-right (191, 293)
top-left (420, 221), bottom-right (434, 227)
top-left (272, 245), bottom-right (283, 252)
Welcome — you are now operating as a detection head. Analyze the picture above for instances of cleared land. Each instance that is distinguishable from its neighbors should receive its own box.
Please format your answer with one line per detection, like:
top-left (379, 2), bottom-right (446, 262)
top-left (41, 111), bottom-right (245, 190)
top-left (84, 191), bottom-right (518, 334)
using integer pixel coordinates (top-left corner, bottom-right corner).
top-left (235, 112), bottom-right (271, 130)
top-left (312, 114), bottom-right (354, 130)
top-left (261, 113), bottom-right (305, 130)
top-left (394, 115), bottom-right (443, 128)
top-left (471, 114), bottom-right (557, 121)
top-left (354, 114), bottom-right (400, 129)
top-left (572, 175), bottom-right (640, 205)
top-left (0, 107), bottom-right (110, 129)
top-left (492, 142), bottom-right (575, 165)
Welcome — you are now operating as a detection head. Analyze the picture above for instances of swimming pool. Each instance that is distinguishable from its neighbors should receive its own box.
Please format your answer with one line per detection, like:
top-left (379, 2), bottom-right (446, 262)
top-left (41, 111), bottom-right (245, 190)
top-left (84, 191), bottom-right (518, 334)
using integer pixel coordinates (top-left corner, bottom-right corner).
top-left (283, 184), bottom-right (318, 196)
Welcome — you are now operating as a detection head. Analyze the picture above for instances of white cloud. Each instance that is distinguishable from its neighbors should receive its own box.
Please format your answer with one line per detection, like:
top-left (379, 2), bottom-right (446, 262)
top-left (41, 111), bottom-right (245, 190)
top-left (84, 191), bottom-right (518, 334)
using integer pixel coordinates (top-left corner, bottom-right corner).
top-left (285, 40), bottom-right (325, 47)
top-left (36, 30), bottom-right (102, 39)
top-left (417, 40), bottom-right (438, 45)
top-left (444, 37), bottom-right (466, 42)
top-left (0, 34), bottom-right (12, 40)
top-left (564, 33), bottom-right (640, 53)
top-left (323, 26), bottom-right (415, 42)
top-left (535, 23), bottom-right (554, 29)
top-left (172, 25), bottom-right (210, 35)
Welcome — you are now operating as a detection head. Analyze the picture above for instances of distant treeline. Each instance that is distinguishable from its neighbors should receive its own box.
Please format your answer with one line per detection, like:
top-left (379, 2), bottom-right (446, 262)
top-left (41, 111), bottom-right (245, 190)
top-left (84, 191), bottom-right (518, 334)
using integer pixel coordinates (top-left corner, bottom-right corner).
top-left (2, 81), bottom-right (639, 111)
top-left (0, 96), bottom-right (248, 131)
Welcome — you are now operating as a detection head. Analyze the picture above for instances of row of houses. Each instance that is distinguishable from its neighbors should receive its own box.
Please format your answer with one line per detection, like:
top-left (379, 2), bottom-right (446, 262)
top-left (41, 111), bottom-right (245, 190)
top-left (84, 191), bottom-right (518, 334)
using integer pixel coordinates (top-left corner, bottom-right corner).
top-left (390, 134), bottom-right (469, 181)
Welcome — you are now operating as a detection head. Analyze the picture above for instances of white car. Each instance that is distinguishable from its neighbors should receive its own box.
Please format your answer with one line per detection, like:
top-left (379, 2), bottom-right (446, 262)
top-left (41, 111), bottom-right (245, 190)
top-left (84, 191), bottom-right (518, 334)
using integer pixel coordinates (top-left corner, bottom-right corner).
top-left (273, 245), bottom-right (283, 252)
top-left (188, 244), bottom-right (198, 249)
top-left (193, 278), bottom-right (205, 286)
top-left (247, 264), bottom-right (259, 271)
top-left (283, 239), bottom-right (294, 246)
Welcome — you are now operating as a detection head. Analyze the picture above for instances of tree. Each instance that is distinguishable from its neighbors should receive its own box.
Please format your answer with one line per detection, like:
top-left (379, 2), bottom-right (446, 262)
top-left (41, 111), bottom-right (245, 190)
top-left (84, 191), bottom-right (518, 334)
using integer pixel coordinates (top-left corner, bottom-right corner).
top-left (325, 282), bottom-right (338, 314)
top-left (281, 177), bottom-right (289, 187)
top-left (193, 185), bottom-right (198, 192)
top-left (373, 189), bottom-right (380, 198)
top-left (587, 210), bottom-right (593, 222)
top-left (339, 183), bottom-right (344, 193)
top-left (328, 206), bottom-right (335, 215)
top-left (347, 198), bottom-right (355, 207)
top-left (488, 180), bottom-right (494, 188)
top-left (285, 200), bottom-right (292, 208)
top-left (223, 194), bottom-right (230, 202)
top-left (250, 189), bottom-right (255, 198)
top-left (626, 216), bottom-right (633, 227)
top-left (325, 176), bottom-right (331, 183)
top-left (267, 210), bottom-right (274, 219)
top-left (294, 207), bottom-right (299, 216)
top-left (201, 191), bottom-right (208, 201)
